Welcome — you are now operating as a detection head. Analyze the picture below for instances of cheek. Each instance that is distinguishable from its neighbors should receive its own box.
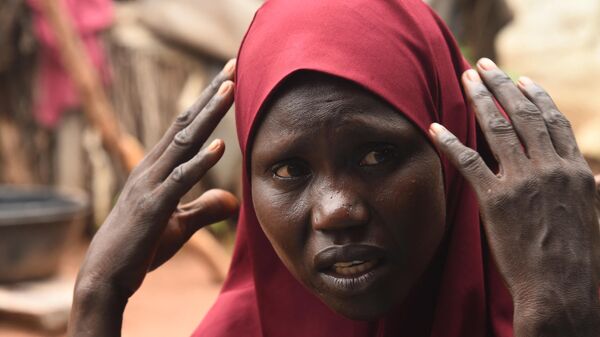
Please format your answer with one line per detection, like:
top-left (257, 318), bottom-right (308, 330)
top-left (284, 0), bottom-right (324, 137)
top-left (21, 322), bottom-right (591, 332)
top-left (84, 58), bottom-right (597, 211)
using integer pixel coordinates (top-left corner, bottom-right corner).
top-left (378, 155), bottom-right (446, 271)
top-left (251, 182), bottom-right (309, 278)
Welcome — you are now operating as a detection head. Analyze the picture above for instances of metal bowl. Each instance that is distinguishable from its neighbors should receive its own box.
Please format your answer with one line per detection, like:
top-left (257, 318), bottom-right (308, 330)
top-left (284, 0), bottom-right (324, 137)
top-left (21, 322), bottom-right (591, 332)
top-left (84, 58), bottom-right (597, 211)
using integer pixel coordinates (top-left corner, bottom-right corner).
top-left (0, 186), bottom-right (88, 283)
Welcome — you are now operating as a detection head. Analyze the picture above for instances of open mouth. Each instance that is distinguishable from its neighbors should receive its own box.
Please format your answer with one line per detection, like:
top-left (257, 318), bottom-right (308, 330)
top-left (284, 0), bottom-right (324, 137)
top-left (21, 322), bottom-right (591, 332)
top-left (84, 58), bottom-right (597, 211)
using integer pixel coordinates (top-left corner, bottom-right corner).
top-left (313, 245), bottom-right (389, 295)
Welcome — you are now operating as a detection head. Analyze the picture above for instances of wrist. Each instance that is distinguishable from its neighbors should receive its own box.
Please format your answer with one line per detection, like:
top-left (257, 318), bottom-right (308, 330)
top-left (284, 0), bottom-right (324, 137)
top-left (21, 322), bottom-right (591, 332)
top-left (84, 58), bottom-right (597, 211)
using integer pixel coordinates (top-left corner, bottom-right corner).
top-left (513, 283), bottom-right (600, 337)
top-left (68, 277), bottom-right (128, 337)
top-left (73, 278), bottom-right (128, 311)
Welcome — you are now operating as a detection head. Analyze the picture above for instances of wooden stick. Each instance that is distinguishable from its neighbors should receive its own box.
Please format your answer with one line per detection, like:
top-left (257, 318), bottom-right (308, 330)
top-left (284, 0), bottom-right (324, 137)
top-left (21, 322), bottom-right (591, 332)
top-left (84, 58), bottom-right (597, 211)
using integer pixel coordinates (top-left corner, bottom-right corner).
top-left (0, 118), bottom-right (34, 184)
top-left (39, 0), bottom-right (230, 282)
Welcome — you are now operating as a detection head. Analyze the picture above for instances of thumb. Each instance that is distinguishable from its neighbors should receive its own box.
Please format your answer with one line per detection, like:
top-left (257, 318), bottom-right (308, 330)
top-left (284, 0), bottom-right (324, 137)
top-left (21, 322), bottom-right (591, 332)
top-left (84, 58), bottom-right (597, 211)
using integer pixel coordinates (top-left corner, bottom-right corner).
top-left (178, 189), bottom-right (239, 230)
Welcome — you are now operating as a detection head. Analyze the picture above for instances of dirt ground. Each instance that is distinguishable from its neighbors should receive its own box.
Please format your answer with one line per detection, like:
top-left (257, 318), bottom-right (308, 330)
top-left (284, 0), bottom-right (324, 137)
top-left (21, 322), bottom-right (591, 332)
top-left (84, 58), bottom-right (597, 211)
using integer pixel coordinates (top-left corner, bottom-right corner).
top-left (0, 238), bottom-right (224, 337)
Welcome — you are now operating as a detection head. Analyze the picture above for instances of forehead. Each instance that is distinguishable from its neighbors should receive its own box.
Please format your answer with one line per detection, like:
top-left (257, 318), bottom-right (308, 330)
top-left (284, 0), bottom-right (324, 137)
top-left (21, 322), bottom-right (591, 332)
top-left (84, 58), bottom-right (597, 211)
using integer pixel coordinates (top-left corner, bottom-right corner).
top-left (256, 72), bottom-right (415, 137)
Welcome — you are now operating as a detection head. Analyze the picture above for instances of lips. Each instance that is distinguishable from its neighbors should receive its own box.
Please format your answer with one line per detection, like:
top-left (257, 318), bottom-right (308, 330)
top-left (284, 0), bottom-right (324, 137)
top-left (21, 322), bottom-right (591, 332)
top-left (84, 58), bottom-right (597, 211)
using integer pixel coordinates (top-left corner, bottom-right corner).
top-left (314, 244), bottom-right (386, 276)
top-left (313, 244), bottom-right (389, 296)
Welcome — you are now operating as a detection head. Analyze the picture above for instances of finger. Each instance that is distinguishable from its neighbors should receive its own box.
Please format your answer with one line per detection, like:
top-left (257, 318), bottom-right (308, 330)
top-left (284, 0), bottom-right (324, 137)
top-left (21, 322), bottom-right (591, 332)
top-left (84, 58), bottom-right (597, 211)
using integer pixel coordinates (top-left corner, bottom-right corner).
top-left (149, 189), bottom-right (239, 270)
top-left (516, 76), bottom-right (582, 161)
top-left (476, 58), bottom-right (555, 159)
top-left (140, 59), bottom-right (236, 168)
top-left (462, 69), bottom-right (528, 171)
top-left (158, 139), bottom-right (225, 204)
top-left (178, 189), bottom-right (239, 222)
top-left (152, 81), bottom-right (234, 180)
top-left (428, 123), bottom-right (496, 194)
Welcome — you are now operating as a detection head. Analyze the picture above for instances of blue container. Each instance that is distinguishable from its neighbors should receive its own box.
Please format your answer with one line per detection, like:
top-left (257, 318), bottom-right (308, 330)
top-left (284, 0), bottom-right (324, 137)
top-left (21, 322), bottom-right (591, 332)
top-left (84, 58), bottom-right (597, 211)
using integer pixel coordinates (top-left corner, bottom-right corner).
top-left (0, 186), bottom-right (88, 283)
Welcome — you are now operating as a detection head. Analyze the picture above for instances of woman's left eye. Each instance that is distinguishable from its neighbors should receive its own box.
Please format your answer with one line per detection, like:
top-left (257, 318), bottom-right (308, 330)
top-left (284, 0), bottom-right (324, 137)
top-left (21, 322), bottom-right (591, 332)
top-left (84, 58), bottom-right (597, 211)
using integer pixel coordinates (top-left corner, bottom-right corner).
top-left (359, 146), bottom-right (397, 166)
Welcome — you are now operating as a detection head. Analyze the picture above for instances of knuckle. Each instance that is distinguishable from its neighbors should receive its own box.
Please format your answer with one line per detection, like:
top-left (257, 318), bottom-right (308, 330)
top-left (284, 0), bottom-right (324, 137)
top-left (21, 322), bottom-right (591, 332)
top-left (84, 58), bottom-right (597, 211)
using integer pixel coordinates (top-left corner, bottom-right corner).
top-left (545, 110), bottom-right (571, 128)
top-left (173, 127), bottom-right (192, 147)
top-left (135, 192), bottom-right (156, 213)
top-left (488, 117), bottom-right (513, 134)
top-left (513, 101), bottom-right (542, 121)
top-left (516, 176), bottom-right (540, 196)
top-left (469, 88), bottom-right (494, 103)
top-left (532, 89), bottom-right (552, 102)
top-left (537, 163), bottom-right (595, 193)
top-left (573, 165), bottom-right (595, 189)
top-left (175, 109), bottom-right (192, 126)
top-left (538, 165), bottom-right (567, 185)
top-left (440, 133), bottom-right (460, 147)
top-left (170, 164), bottom-right (186, 183)
top-left (458, 149), bottom-right (482, 170)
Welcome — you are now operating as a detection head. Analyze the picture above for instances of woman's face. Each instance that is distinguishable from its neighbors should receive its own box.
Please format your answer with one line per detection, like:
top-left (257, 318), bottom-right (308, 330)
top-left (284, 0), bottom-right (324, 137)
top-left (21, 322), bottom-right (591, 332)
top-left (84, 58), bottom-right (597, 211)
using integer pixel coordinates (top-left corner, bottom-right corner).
top-left (250, 73), bottom-right (446, 320)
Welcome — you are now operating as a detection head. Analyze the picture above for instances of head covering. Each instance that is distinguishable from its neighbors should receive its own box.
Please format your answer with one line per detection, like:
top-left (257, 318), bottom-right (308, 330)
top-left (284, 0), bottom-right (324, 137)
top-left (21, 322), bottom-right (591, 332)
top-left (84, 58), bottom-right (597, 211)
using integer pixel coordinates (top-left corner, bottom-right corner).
top-left (192, 0), bottom-right (514, 336)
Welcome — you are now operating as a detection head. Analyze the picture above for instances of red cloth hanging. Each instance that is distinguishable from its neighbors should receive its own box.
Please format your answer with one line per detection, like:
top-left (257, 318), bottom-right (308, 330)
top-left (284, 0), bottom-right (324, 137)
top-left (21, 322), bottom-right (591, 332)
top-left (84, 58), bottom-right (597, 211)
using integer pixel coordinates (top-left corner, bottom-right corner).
top-left (26, 0), bottom-right (113, 128)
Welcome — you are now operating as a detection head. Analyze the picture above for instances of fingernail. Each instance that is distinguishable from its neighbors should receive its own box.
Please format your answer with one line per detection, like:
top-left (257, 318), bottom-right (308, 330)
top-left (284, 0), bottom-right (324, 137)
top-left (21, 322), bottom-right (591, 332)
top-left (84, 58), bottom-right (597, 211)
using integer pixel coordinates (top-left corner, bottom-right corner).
top-left (464, 69), bottom-right (481, 82)
top-left (208, 139), bottom-right (222, 151)
top-left (477, 58), bottom-right (497, 71)
top-left (218, 81), bottom-right (232, 96)
top-left (517, 76), bottom-right (533, 88)
top-left (223, 59), bottom-right (236, 75)
top-left (429, 123), bottom-right (446, 135)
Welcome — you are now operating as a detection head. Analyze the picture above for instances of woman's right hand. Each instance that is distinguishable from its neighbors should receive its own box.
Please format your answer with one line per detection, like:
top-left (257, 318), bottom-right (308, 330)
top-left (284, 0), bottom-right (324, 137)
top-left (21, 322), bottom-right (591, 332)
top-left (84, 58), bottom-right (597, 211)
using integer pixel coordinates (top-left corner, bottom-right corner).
top-left (68, 60), bottom-right (238, 337)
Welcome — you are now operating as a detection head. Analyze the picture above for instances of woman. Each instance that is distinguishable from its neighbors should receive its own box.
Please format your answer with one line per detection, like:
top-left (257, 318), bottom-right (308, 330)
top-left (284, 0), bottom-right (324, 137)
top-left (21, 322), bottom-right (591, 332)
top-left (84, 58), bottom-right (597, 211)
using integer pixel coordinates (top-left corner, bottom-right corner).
top-left (68, 0), bottom-right (600, 336)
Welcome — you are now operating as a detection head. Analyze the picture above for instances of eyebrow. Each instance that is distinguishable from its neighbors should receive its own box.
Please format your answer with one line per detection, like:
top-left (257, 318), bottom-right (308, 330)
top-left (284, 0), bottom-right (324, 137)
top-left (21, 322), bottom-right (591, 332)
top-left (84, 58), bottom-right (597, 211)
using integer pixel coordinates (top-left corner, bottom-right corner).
top-left (255, 110), bottom-right (419, 163)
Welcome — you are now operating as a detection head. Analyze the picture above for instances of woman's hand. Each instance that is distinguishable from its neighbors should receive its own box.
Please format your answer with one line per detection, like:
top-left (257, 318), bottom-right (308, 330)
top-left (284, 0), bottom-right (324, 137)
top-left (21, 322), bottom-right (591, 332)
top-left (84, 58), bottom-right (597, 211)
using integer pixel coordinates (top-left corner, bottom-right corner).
top-left (429, 58), bottom-right (600, 337)
top-left (68, 61), bottom-right (238, 337)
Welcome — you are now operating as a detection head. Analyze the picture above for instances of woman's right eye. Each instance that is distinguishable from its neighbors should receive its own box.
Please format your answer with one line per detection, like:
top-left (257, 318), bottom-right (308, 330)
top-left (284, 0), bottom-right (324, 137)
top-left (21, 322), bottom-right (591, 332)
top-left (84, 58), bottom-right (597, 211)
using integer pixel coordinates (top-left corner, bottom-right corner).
top-left (272, 161), bottom-right (310, 179)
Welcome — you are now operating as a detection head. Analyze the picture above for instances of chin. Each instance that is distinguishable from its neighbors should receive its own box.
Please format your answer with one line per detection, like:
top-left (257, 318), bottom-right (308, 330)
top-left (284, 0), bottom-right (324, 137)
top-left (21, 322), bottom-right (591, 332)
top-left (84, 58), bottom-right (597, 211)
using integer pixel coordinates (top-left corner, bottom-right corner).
top-left (304, 258), bottom-right (408, 321)
top-left (312, 275), bottom-right (405, 321)
top-left (322, 292), bottom-right (397, 321)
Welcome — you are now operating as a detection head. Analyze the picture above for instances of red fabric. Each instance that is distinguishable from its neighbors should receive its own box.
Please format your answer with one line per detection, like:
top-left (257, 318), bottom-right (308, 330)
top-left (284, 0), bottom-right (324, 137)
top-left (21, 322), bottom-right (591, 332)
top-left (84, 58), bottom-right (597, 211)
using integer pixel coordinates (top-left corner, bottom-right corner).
top-left (26, 0), bottom-right (113, 128)
top-left (193, 0), bottom-right (514, 336)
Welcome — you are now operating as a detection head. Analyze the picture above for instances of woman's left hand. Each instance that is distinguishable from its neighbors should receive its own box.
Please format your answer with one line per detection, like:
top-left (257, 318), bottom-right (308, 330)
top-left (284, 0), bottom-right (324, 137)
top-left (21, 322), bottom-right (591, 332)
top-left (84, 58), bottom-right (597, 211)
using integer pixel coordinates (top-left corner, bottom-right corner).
top-left (429, 58), bottom-right (600, 337)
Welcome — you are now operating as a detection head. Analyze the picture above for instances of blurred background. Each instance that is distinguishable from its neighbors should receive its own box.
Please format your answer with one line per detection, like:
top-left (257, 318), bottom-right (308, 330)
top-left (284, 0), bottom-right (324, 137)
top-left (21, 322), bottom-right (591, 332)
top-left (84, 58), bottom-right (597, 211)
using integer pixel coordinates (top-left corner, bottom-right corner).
top-left (0, 0), bottom-right (598, 336)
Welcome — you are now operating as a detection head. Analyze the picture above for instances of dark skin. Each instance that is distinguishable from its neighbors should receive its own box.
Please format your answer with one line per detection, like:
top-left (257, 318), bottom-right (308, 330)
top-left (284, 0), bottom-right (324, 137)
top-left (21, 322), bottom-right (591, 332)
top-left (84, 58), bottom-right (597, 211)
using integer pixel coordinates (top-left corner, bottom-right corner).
top-left (250, 71), bottom-right (446, 320)
top-left (68, 59), bottom-right (600, 337)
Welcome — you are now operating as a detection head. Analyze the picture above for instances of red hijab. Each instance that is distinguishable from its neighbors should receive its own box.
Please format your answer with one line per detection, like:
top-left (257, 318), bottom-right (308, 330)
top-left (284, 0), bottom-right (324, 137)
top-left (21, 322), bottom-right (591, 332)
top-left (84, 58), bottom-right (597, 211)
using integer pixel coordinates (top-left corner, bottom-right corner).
top-left (192, 0), bottom-right (514, 336)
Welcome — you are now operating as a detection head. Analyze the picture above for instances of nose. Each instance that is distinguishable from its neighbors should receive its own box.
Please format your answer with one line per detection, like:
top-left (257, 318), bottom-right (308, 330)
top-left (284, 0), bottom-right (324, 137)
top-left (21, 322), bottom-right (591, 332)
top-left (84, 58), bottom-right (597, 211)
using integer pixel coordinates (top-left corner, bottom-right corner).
top-left (311, 188), bottom-right (370, 231)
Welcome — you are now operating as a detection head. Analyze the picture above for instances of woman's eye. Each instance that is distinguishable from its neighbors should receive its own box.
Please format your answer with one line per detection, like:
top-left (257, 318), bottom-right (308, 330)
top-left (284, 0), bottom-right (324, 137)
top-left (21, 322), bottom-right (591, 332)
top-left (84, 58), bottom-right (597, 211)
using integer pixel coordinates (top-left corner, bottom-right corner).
top-left (272, 162), bottom-right (310, 178)
top-left (359, 146), bottom-right (396, 166)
